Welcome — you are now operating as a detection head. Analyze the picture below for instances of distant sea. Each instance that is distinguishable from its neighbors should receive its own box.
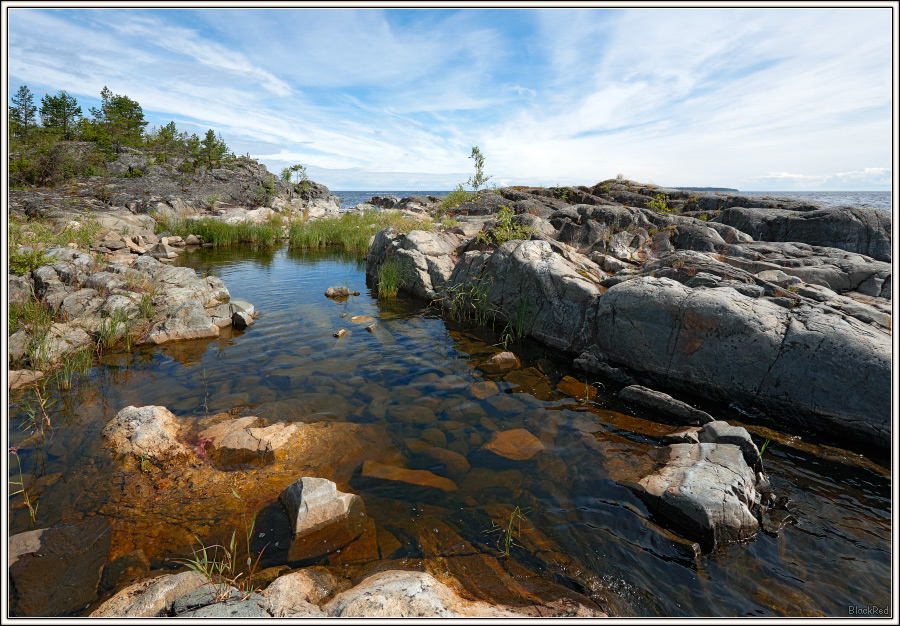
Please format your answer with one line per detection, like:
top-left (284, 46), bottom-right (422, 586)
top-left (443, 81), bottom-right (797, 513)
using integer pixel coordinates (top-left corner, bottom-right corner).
top-left (333, 189), bottom-right (892, 212)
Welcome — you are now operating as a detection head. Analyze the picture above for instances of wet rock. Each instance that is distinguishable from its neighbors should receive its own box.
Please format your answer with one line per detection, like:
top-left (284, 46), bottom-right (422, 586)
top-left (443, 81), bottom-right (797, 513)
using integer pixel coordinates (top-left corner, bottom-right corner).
top-left (416, 446), bottom-right (471, 477)
top-left (350, 315), bottom-right (373, 323)
top-left (481, 428), bottom-right (545, 461)
top-left (141, 300), bottom-right (219, 345)
top-left (325, 286), bottom-right (350, 299)
top-left (100, 550), bottom-right (151, 591)
top-left (103, 405), bottom-right (190, 460)
top-left (231, 310), bottom-right (254, 330)
top-left (279, 477), bottom-right (368, 561)
top-left (633, 443), bottom-right (762, 550)
top-left (697, 421), bottom-right (760, 467)
top-left (360, 460), bottom-right (458, 494)
top-left (91, 572), bottom-right (208, 617)
top-left (323, 570), bottom-right (523, 617)
top-left (556, 375), bottom-right (597, 402)
top-left (9, 529), bottom-right (47, 567)
top-left (618, 385), bottom-right (714, 425)
top-left (481, 351), bottom-right (521, 374)
top-left (333, 328), bottom-right (347, 338)
top-left (10, 517), bottom-right (112, 617)
top-left (470, 381), bottom-right (499, 399)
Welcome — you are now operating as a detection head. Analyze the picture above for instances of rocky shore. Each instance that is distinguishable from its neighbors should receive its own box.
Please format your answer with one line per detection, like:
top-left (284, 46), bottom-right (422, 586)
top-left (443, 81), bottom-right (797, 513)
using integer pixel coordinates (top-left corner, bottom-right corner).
top-left (7, 162), bottom-right (892, 617)
top-left (366, 181), bottom-right (891, 451)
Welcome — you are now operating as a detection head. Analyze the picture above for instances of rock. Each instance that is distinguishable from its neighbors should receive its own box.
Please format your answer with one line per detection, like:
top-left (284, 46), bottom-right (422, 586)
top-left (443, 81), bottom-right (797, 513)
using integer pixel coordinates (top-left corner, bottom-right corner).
top-left (102, 405), bottom-right (190, 460)
top-left (9, 529), bottom-right (47, 567)
top-left (481, 429), bottom-right (545, 461)
top-left (8, 273), bottom-right (32, 305)
top-left (9, 369), bottom-right (45, 389)
top-left (556, 375), bottom-right (597, 402)
top-left (470, 381), bottom-right (499, 399)
top-left (366, 228), bottom-right (465, 300)
top-left (416, 446), bottom-right (471, 477)
top-left (10, 517), bottom-right (112, 617)
top-left (586, 276), bottom-right (891, 449)
top-left (184, 234), bottom-right (200, 245)
top-left (278, 477), bottom-right (368, 561)
top-left (325, 286), bottom-right (350, 299)
top-left (482, 351), bottom-right (520, 374)
top-left (365, 323), bottom-right (376, 332)
top-left (231, 310), bottom-right (254, 330)
top-left (333, 328), bottom-right (347, 338)
top-left (698, 421), bottom-right (760, 467)
top-left (91, 572), bottom-right (207, 617)
top-left (350, 315), bottom-right (373, 323)
top-left (197, 417), bottom-right (303, 465)
top-left (322, 570), bottom-right (524, 617)
top-left (717, 204), bottom-right (891, 262)
top-left (618, 385), bottom-right (714, 425)
top-left (170, 583), bottom-right (241, 614)
top-left (141, 300), bottom-right (219, 345)
top-left (265, 569), bottom-right (335, 616)
top-left (176, 595), bottom-right (271, 618)
top-left (100, 550), bottom-right (151, 591)
top-left (633, 443), bottom-right (762, 550)
top-left (360, 460), bottom-right (458, 493)
top-left (148, 242), bottom-right (178, 260)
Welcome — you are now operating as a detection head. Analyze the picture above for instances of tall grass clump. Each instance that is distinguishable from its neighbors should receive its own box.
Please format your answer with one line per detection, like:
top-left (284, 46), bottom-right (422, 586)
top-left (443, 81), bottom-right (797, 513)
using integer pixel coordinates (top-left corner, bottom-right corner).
top-left (157, 214), bottom-right (284, 248)
top-left (288, 209), bottom-right (432, 257)
top-left (378, 258), bottom-right (403, 298)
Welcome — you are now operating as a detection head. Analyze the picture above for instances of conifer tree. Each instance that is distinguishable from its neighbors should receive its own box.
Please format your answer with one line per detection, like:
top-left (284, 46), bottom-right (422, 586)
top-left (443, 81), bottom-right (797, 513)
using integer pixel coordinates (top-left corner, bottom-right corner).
top-left (40, 90), bottom-right (82, 140)
top-left (10, 85), bottom-right (37, 144)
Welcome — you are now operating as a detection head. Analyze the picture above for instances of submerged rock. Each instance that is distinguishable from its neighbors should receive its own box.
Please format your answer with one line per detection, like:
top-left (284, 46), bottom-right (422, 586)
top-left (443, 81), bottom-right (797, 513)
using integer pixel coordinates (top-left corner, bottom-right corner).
top-left (11, 517), bottom-right (112, 617)
top-left (618, 385), bottom-right (714, 425)
top-left (481, 429), bottom-right (545, 461)
top-left (279, 477), bottom-right (368, 561)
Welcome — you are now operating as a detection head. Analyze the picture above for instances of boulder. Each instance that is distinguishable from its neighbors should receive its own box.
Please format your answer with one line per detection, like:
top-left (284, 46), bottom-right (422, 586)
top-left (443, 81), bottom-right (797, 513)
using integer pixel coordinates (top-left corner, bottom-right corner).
top-left (481, 351), bottom-right (520, 374)
top-left (265, 569), bottom-right (336, 616)
top-left (148, 242), bottom-right (178, 260)
top-left (366, 228), bottom-right (464, 301)
top-left (322, 570), bottom-right (524, 617)
top-left (102, 405), bottom-right (189, 460)
top-left (618, 385), bottom-right (714, 425)
top-left (585, 276), bottom-right (891, 449)
top-left (9, 369), bottom-right (45, 390)
top-left (141, 300), bottom-right (219, 345)
top-left (90, 572), bottom-right (207, 617)
top-left (231, 310), bottom-right (254, 330)
top-left (279, 477), bottom-right (368, 561)
top-left (633, 443), bottom-right (762, 550)
top-left (10, 517), bottom-right (112, 617)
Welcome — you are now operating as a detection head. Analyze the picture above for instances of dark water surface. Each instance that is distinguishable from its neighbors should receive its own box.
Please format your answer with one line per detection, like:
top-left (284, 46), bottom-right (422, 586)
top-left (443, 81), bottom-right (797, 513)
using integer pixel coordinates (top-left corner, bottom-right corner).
top-left (7, 246), bottom-right (891, 617)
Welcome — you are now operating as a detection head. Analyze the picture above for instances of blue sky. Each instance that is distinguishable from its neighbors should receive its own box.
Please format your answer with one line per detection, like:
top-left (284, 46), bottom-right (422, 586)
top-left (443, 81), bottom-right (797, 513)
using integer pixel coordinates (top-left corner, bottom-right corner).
top-left (6, 7), bottom-right (895, 190)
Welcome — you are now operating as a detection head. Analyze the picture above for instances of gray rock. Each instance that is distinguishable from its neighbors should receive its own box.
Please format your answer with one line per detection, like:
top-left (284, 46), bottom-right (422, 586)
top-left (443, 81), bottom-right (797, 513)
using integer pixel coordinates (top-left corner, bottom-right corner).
top-left (141, 300), bottom-right (219, 345)
top-left (366, 228), bottom-right (465, 301)
top-left (91, 572), bottom-right (207, 617)
top-left (586, 276), bottom-right (891, 449)
top-left (9, 369), bottom-right (45, 389)
top-left (697, 421), bottom-right (760, 467)
top-left (9, 273), bottom-right (33, 305)
top-left (634, 443), bottom-right (761, 550)
top-left (618, 385), bottom-right (714, 425)
top-left (176, 596), bottom-right (271, 618)
top-left (171, 583), bottom-right (241, 614)
top-left (279, 477), bottom-right (368, 561)
top-left (717, 204), bottom-right (891, 262)
top-left (264, 570), bottom-right (333, 617)
top-left (323, 570), bottom-right (525, 617)
top-left (148, 242), bottom-right (178, 260)
top-left (102, 405), bottom-right (189, 460)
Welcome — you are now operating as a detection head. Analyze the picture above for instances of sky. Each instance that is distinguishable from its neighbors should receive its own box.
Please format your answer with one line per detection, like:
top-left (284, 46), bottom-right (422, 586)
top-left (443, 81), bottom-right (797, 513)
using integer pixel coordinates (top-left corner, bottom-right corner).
top-left (5, 6), bottom-right (895, 191)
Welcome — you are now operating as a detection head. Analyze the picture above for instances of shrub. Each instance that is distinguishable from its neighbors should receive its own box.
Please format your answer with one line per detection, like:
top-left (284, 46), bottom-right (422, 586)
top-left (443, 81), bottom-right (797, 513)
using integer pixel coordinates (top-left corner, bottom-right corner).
top-left (647, 193), bottom-right (673, 214)
top-left (438, 183), bottom-right (473, 215)
top-left (477, 206), bottom-right (533, 246)
top-left (9, 248), bottom-right (50, 275)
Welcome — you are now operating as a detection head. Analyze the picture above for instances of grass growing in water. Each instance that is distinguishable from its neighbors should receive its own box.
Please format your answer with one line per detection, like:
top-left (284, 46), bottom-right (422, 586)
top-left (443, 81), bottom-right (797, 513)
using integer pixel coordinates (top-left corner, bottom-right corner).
top-left (485, 506), bottom-right (529, 557)
top-left (377, 257), bottom-right (403, 298)
top-left (155, 214), bottom-right (284, 248)
top-left (288, 209), bottom-right (432, 256)
top-left (8, 448), bottom-right (39, 524)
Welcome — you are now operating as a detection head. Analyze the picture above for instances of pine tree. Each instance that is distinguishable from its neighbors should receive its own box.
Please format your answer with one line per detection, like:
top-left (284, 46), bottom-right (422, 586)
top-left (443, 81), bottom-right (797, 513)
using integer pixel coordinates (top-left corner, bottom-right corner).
top-left (90, 86), bottom-right (148, 153)
top-left (40, 90), bottom-right (82, 140)
top-left (10, 85), bottom-right (37, 145)
top-left (199, 129), bottom-right (229, 168)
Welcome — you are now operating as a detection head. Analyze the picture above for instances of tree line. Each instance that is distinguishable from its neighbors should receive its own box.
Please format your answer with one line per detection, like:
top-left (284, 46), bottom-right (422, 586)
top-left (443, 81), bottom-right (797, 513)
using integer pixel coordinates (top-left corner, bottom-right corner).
top-left (9, 84), bottom-right (233, 179)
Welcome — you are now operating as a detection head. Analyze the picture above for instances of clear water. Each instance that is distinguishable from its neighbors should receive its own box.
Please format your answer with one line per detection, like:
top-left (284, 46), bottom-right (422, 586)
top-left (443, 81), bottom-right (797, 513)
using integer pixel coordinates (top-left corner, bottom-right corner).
top-left (737, 190), bottom-right (891, 211)
top-left (7, 246), bottom-right (891, 617)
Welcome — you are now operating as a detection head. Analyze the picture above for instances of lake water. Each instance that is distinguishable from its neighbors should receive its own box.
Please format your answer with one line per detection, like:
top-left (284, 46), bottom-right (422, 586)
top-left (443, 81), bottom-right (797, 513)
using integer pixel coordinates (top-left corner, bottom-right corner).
top-left (7, 246), bottom-right (891, 617)
top-left (334, 190), bottom-right (892, 212)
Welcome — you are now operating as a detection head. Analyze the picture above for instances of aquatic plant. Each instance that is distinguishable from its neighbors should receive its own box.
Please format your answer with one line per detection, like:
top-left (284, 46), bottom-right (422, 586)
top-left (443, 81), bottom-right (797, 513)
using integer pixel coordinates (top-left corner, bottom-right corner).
top-left (180, 490), bottom-right (266, 602)
top-left (378, 257), bottom-right (403, 298)
top-left (8, 447), bottom-right (38, 524)
top-left (55, 347), bottom-right (92, 390)
top-left (485, 506), bottom-right (528, 557)
top-left (97, 308), bottom-right (128, 351)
